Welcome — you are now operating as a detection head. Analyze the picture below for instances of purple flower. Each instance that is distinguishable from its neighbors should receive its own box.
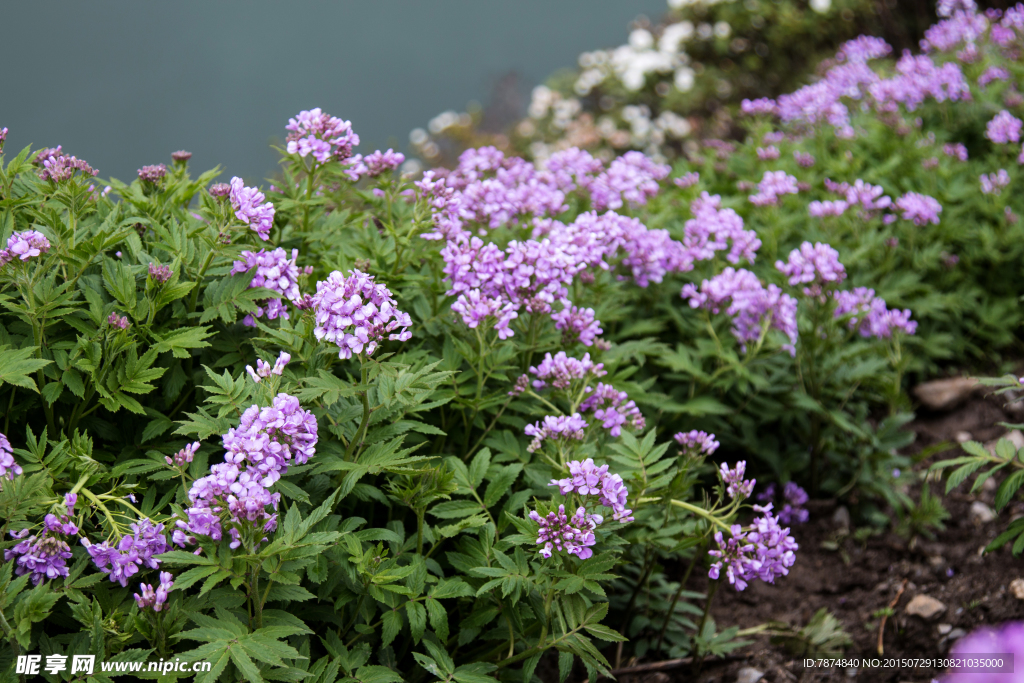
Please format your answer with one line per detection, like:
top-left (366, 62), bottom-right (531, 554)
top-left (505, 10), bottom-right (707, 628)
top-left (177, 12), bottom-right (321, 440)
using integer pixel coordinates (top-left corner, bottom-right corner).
top-left (757, 146), bottom-right (780, 161)
top-left (107, 313), bottom-right (130, 330)
top-left (986, 111), bottom-right (1023, 144)
top-left (310, 269), bottom-right (412, 360)
top-left (4, 526), bottom-right (74, 586)
top-left (148, 263), bottom-right (172, 284)
top-left (674, 171), bottom-right (700, 188)
top-left (980, 169), bottom-right (1010, 195)
top-left (529, 352), bottom-right (606, 390)
top-left (38, 153), bottom-right (97, 182)
top-left (740, 98), bottom-right (779, 116)
top-left (579, 383), bottom-right (645, 437)
top-left (0, 127), bottom-right (7, 149)
top-left (209, 183), bottom-right (231, 198)
top-left (138, 164), bottom-right (167, 183)
top-left (708, 503), bottom-right (798, 591)
top-left (286, 108), bottom-right (359, 163)
top-left (681, 193), bottom-right (761, 267)
top-left (171, 150), bottom-right (192, 163)
top-left (673, 430), bottom-right (719, 456)
top-left (363, 149), bottom-right (405, 177)
top-left (246, 351), bottom-right (291, 383)
top-left (895, 192), bottom-right (942, 225)
top-left (589, 151), bottom-right (670, 211)
top-left (1, 230), bottom-right (51, 269)
top-left (837, 35), bottom-right (892, 63)
top-left (0, 433), bottom-right (23, 482)
top-left (83, 518), bottom-right (168, 587)
top-left (525, 414), bottom-right (588, 453)
top-left (166, 442), bottom-right (200, 468)
top-left (682, 267), bottom-right (799, 355)
top-left (793, 151), bottom-right (816, 168)
top-left (529, 505), bottom-right (601, 560)
top-left (749, 171), bottom-right (799, 206)
top-left (228, 177), bottom-right (276, 241)
top-left (720, 461), bottom-right (755, 500)
top-left (942, 143), bottom-right (968, 161)
top-left (775, 242), bottom-right (846, 293)
top-left (551, 304), bottom-right (603, 347)
top-left (832, 287), bottom-right (917, 337)
top-left (936, 0), bottom-right (976, 17)
top-left (222, 392), bottom-right (318, 485)
top-left (943, 622), bottom-right (1024, 682)
top-left (979, 66), bottom-right (1011, 88)
top-left (779, 482), bottom-right (810, 524)
top-left (135, 571), bottom-right (174, 612)
top-left (548, 458), bottom-right (633, 523)
top-left (808, 200), bottom-right (848, 217)
top-left (229, 248), bottom-right (303, 326)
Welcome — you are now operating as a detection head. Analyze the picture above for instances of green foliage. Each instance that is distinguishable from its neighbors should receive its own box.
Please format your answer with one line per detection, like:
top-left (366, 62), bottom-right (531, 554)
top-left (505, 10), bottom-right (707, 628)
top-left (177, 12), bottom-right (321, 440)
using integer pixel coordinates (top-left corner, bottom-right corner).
top-left (768, 608), bottom-right (853, 658)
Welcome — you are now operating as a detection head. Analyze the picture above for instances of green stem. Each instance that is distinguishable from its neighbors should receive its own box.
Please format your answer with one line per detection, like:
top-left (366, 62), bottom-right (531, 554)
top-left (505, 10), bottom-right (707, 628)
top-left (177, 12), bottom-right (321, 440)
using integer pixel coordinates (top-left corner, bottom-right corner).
top-left (669, 499), bottom-right (731, 531)
top-left (416, 507), bottom-right (425, 555)
top-left (346, 389), bottom-right (372, 460)
top-left (3, 388), bottom-right (14, 435)
top-left (187, 247), bottom-right (217, 314)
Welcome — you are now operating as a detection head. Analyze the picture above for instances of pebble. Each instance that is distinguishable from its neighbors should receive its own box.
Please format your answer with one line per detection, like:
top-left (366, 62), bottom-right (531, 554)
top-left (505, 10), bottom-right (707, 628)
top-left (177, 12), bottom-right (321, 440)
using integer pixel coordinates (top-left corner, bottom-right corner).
top-left (970, 501), bottom-right (997, 524)
top-left (912, 377), bottom-right (979, 410)
top-left (955, 431), bottom-right (973, 443)
top-left (906, 594), bottom-right (947, 620)
top-left (948, 628), bottom-right (967, 641)
top-left (1011, 578), bottom-right (1024, 600)
top-left (1008, 430), bottom-right (1024, 450)
top-left (984, 477), bottom-right (998, 492)
top-left (937, 624), bottom-right (953, 635)
top-left (735, 668), bottom-right (764, 683)
top-left (832, 506), bottom-right (851, 531)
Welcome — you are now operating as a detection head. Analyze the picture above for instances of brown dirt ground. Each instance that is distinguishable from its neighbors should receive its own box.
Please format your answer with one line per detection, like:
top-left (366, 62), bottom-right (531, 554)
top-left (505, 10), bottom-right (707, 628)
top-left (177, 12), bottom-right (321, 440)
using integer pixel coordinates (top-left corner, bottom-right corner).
top-left (613, 386), bottom-right (1024, 683)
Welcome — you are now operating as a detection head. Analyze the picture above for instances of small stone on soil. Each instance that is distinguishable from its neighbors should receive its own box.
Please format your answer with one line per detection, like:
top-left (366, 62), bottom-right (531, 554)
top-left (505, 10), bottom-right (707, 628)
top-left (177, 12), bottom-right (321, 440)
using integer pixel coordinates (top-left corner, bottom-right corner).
top-left (955, 431), bottom-right (973, 443)
top-left (735, 667), bottom-right (764, 683)
top-left (832, 506), bottom-right (850, 531)
top-left (906, 594), bottom-right (947, 619)
top-left (1010, 578), bottom-right (1024, 600)
top-left (937, 623), bottom-right (952, 635)
top-left (948, 627), bottom-right (967, 640)
top-left (970, 501), bottom-right (997, 524)
top-left (913, 376), bottom-right (979, 410)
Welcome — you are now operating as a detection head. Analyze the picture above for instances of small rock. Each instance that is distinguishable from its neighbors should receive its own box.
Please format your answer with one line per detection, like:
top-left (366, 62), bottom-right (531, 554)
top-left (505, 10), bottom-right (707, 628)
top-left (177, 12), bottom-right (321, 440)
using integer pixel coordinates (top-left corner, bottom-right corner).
top-left (938, 623), bottom-right (953, 635)
top-left (736, 668), bottom-right (764, 683)
top-left (1007, 430), bottom-right (1024, 450)
top-left (832, 506), bottom-right (851, 531)
top-left (1011, 578), bottom-right (1024, 600)
top-left (906, 594), bottom-right (947, 620)
top-left (955, 431), bottom-right (973, 443)
top-left (948, 628), bottom-right (967, 641)
top-left (984, 477), bottom-right (998, 492)
top-left (970, 501), bottom-right (997, 524)
top-left (913, 377), bottom-right (979, 411)
top-left (928, 555), bottom-right (946, 567)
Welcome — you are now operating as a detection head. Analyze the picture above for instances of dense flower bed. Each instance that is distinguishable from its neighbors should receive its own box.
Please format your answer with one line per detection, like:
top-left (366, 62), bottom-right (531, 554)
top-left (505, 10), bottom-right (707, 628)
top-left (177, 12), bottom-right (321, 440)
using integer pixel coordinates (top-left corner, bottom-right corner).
top-left (1, 1), bottom-right (1024, 680)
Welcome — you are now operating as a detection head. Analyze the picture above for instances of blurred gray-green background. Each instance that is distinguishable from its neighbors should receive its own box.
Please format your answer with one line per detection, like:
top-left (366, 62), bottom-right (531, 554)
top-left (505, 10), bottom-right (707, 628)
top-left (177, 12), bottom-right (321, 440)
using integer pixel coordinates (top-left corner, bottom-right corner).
top-left (0, 2), bottom-right (665, 183)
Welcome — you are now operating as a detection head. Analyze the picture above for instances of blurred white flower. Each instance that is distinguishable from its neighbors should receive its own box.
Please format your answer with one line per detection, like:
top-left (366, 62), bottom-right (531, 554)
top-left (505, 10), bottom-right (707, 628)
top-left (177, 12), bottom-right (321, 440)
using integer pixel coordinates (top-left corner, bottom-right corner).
top-left (810, 0), bottom-right (831, 12)
top-left (674, 66), bottom-right (696, 92)
top-left (629, 29), bottom-right (654, 50)
top-left (714, 21), bottom-right (731, 39)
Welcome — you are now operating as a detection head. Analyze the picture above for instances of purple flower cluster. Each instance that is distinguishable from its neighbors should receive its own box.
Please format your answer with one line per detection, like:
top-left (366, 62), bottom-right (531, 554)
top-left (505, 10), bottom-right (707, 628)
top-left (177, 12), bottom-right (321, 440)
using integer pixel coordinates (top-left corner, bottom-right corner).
top-left (285, 108), bottom-right (359, 163)
top-left (673, 430), bottom-right (720, 456)
top-left (580, 383), bottom-right (645, 436)
top-left (0, 127), bottom-right (7, 149)
top-left (589, 151), bottom-right (670, 211)
top-left (529, 505), bottom-right (602, 560)
top-left (135, 571), bottom-right (174, 612)
top-left (674, 171), bottom-right (700, 188)
top-left (229, 177), bottom-right (276, 241)
top-left (246, 351), bottom-right (291, 383)
top-left (166, 441), bottom-right (200, 468)
top-left (682, 193), bottom-right (761, 268)
top-left (38, 153), bottom-right (97, 182)
top-left (826, 179), bottom-right (893, 215)
top-left (708, 504), bottom-right (799, 591)
top-left (310, 269), bottom-right (412, 359)
top-left (529, 352), bottom-right (606, 390)
top-left (757, 482), bottom-right (810, 524)
top-left (833, 287), bottom-right (918, 337)
top-left (895, 192), bottom-right (942, 225)
top-left (551, 304), bottom-right (603, 347)
top-left (5, 522), bottom-right (75, 586)
top-left (550, 458), bottom-right (633, 523)
top-left (808, 200), bottom-right (848, 217)
top-left (987, 110), bottom-right (1023, 144)
top-left (0, 230), bottom-right (51, 268)
top-left (83, 518), bottom-right (167, 587)
top-left (682, 267), bottom-right (799, 355)
top-left (0, 432), bottom-right (22, 482)
top-left (981, 169), bottom-right (1011, 195)
top-left (148, 263), bottom-right (172, 284)
top-left (138, 164), bottom-right (167, 183)
top-left (775, 242), bottom-right (847, 295)
top-left (362, 148), bottom-right (405, 177)
top-left (794, 151), bottom-right (816, 168)
top-left (222, 393), bottom-right (318, 485)
top-left (107, 313), bottom-right (130, 330)
top-left (942, 621), bottom-right (1024, 682)
top-left (230, 248), bottom-right (303, 326)
top-left (525, 414), bottom-right (587, 453)
top-left (756, 146), bottom-right (780, 161)
top-left (720, 461), bottom-right (755, 500)
top-left (209, 183), bottom-right (231, 198)
top-left (749, 171), bottom-right (799, 206)
top-left (171, 150), bottom-right (192, 163)
top-left (943, 143), bottom-right (969, 161)
top-left (979, 65), bottom-right (1011, 87)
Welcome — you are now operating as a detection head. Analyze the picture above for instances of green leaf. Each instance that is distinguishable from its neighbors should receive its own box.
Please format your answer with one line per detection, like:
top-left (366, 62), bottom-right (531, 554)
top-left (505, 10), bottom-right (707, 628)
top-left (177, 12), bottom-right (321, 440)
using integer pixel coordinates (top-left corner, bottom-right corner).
top-left (152, 326), bottom-right (214, 359)
top-left (0, 346), bottom-right (51, 392)
top-left (406, 600), bottom-right (426, 644)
